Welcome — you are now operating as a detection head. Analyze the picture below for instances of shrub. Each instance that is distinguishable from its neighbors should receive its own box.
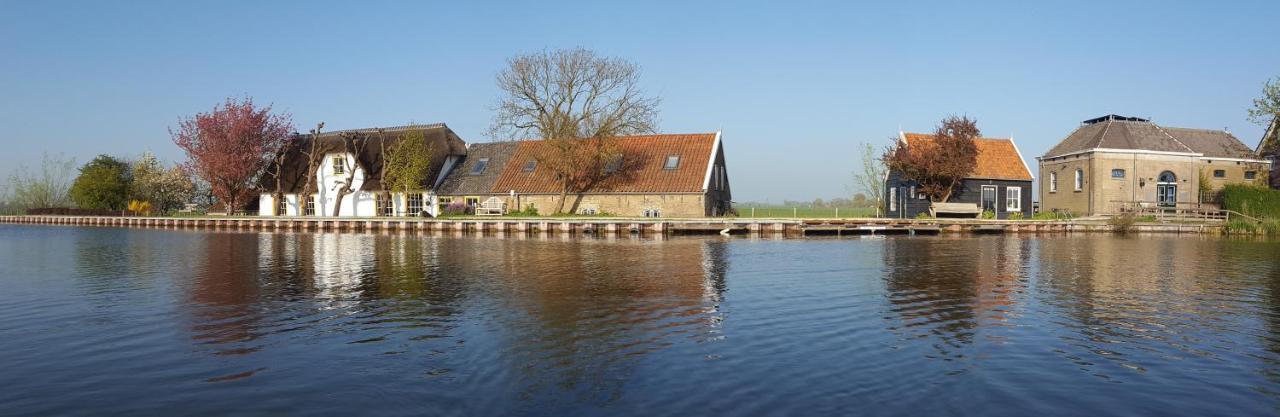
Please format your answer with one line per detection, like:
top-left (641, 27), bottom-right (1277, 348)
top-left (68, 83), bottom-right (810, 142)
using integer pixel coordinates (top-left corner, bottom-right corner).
top-left (510, 204), bottom-right (539, 216)
top-left (1007, 212), bottom-right (1024, 220)
top-left (127, 200), bottom-right (152, 216)
top-left (1031, 212), bottom-right (1058, 220)
top-left (1225, 219), bottom-right (1259, 234)
top-left (915, 212), bottom-right (932, 219)
top-left (443, 201), bottom-right (469, 216)
top-left (980, 210), bottom-right (995, 219)
top-left (1135, 215), bottom-right (1157, 223)
top-left (1108, 212), bottom-right (1137, 234)
top-left (1220, 184), bottom-right (1280, 219)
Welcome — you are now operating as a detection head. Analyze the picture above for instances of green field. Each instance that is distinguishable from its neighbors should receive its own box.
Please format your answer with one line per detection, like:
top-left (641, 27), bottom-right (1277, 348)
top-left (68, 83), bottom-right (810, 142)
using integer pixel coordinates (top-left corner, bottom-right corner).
top-left (733, 205), bottom-right (878, 218)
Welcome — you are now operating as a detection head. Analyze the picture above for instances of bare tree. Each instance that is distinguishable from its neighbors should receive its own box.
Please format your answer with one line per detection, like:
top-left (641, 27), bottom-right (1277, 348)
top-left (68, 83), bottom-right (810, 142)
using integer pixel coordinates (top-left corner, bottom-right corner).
top-left (267, 137), bottom-right (298, 215)
top-left (298, 123), bottom-right (325, 215)
top-left (330, 131), bottom-right (369, 216)
top-left (852, 141), bottom-right (887, 216)
top-left (489, 48), bottom-right (660, 214)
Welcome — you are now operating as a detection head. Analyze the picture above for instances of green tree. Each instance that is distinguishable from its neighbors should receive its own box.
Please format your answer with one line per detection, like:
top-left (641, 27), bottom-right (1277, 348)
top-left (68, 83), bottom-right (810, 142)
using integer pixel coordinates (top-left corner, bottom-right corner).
top-left (6, 153), bottom-right (76, 211)
top-left (382, 128), bottom-right (436, 201)
top-left (852, 141), bottom-right (887, 216)
top-left (69, 155), bottom-right (132, 210)
top-left (1248, 77), bottom-right (1280, 126)
top-left (1250, 77), bottom-right (1280, 157)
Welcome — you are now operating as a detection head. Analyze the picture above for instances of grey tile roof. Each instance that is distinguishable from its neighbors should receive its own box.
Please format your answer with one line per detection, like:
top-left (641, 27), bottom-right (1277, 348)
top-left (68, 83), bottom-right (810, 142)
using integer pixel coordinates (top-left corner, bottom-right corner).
top-left (1043, 115), bottom-right (1263, 159)
top-left (436, 141), bottom-right (520, 195)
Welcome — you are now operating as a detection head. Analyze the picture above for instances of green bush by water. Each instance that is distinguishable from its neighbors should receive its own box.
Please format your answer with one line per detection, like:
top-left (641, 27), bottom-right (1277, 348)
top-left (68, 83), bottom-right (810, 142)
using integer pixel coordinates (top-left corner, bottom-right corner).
top-left (1220, 184), bottom-right (1280, 219)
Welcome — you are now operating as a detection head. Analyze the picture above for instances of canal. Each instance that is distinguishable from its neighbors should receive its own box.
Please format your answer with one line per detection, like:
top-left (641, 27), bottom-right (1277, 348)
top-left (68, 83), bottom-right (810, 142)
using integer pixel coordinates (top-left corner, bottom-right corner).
top-left (1, 225), bottom-right (1278, 416)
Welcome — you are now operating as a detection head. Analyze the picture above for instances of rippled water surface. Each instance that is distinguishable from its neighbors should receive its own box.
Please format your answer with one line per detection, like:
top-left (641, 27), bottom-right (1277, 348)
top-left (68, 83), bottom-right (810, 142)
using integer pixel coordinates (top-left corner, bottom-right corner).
top-left (2, 225), bottom-right (1280, 416)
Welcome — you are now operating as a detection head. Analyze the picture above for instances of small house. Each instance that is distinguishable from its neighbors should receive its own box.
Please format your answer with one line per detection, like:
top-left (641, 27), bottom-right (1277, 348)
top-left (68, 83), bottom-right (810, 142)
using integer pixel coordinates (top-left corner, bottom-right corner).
top-left (437, 132), bottom-right (732, 217)
top-left (884, 132), bottom-right (1034, 219)
top-left (257, 124), bottom-right (467, 217)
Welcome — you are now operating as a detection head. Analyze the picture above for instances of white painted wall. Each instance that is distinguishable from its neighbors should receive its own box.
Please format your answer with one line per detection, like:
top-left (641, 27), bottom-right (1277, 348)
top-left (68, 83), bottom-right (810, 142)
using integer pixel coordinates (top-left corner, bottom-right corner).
top-left (257, 152), bottom-right (440, 217)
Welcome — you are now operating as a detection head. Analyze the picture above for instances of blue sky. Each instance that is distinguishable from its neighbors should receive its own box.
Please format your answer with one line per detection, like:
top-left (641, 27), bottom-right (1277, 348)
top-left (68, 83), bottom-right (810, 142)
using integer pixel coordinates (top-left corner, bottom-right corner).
top-left (2, 0), bottom-right (1277, 202)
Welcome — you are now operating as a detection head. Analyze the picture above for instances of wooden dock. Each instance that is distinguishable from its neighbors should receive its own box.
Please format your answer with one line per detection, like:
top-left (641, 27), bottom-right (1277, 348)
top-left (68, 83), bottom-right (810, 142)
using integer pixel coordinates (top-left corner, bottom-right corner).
top-left (0, 215), bottom-right (1224, 236)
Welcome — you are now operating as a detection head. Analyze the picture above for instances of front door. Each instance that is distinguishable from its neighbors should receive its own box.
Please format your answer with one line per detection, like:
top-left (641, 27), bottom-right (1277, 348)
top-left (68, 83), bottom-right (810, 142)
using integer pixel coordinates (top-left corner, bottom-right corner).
top-left (1157, 184), bottom-right (1177, 207)
top-left (981, 185), bottom-right (997, 212)
top-left (1156, 171), bottom-right (1177, 208)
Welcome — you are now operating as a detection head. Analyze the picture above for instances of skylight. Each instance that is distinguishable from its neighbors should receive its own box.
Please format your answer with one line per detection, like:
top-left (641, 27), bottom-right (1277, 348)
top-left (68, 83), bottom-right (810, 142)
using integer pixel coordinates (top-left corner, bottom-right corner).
top-left (663, 155), bottom-right (680, 170)
top-left (471, 158), bottom-right (489, 175)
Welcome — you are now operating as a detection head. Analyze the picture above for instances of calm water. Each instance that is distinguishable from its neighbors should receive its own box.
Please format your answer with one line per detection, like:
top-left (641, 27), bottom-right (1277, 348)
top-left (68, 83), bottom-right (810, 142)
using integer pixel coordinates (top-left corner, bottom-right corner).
top-left (1, 225), bottom-right (1279, 416)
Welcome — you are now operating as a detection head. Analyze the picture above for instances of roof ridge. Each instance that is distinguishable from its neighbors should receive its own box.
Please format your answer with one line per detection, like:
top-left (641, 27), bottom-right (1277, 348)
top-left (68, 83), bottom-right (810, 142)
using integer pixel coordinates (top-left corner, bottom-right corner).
top-left (1150, 123), bottom-right (1196, 153)
top-left (318, 123), bottom-right (448, 136)
top-left (1096, 119), bottom-right (1114, 149)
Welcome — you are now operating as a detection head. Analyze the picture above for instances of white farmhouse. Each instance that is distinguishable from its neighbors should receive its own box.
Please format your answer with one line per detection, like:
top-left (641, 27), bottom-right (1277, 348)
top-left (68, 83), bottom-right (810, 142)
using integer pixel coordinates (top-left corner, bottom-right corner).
top-left (257, 124), bottom-right (467, 217)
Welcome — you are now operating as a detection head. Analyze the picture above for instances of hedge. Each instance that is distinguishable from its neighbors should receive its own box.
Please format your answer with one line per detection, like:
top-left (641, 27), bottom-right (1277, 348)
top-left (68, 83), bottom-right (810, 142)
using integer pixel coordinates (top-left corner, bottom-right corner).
top-left (1220, 184), bottom-right (1280, 219)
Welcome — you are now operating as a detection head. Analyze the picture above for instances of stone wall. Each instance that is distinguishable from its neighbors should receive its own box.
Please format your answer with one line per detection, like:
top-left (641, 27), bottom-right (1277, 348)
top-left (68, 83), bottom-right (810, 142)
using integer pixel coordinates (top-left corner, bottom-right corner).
top-left (1198, 159), bottom-right (1271, 191)
top-left (1039, 154), bottom-right (1093, 215)
top-left (1040, 151), bottom-right (1202, 215)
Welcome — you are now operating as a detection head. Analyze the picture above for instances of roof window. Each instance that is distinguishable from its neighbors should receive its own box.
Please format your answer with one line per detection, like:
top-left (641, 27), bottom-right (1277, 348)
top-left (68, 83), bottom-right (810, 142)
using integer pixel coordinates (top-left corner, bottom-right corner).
top-left (522, 160), bottom-right (536, 172)
top-left (471, 158), bottom-right (489, 175)
top-left (663, 155), bottom-right (681, 170)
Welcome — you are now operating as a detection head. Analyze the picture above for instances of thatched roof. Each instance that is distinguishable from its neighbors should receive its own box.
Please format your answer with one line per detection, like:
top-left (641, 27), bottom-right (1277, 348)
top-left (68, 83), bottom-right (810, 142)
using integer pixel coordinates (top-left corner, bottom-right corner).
top-left (259, 124), bottom-right (467, 193)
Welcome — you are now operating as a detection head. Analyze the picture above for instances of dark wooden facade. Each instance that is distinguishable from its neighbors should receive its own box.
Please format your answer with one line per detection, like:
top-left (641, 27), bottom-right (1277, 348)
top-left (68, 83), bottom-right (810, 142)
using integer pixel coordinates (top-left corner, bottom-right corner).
top-left (884, 171), bottom-right (1033, 219)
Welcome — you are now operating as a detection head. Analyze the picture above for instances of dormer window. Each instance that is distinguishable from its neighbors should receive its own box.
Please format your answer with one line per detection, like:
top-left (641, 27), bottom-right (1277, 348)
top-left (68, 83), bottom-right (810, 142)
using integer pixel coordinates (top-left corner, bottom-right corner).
top-left (604, 155), bottom-right (623, 173)
top-left (471, 158), bottom-right (489, 175)
top-left (663, 155), bottom-right (681, 170)
top-left (332, 157), bottom-right (346, 175)
top-left (522, 160), bottom-right (537, 172)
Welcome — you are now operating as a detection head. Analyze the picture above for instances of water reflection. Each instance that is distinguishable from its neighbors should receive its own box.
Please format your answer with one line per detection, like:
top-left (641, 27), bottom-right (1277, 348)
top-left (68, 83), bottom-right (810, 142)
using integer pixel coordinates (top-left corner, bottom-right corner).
top-left (6, 226), bottom-right (1280, 416)
top-left (880, 236), bottom-right (1030, 367)
top-left (174, 231), bottom-right (730, 403)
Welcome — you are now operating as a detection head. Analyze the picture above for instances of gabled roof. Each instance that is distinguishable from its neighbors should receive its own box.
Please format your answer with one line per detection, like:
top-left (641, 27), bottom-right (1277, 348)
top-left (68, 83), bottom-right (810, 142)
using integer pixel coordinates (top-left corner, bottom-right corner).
top-left (481, 133), bottom-right (720, 194)
top-left (1044, 115), bottom-right (1262, 159)
top-left (901, 133), bottom-right (1033, 181)
top-left (435, 141), bottom-right (519, 195)
top-left (1259, 117), bottom-right (1279, 158)
top-left (259, 124), bottom-right (467, 193)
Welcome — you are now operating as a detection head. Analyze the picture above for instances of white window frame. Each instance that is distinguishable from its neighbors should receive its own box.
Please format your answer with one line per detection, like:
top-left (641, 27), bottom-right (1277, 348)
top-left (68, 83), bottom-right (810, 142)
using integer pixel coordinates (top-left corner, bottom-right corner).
top-left (1006, 187), bottom-right (1022, 212)
top-left (407, 193), bottom-right (424, 216)
top-left (1074, 169), bottom-right (1084, 191)
top-left (375, 193), bottom-right (393, 217)
top-left (332, 156), bottom-right (346, 175)
top-left (1050, 172), bottom-right (1058, 193)
top-left (304, 195), bottom-right (316, 216)
top-left (663, 155), bottom-right (681, 170)
top-left (888, 187), bottom-right (897, 212)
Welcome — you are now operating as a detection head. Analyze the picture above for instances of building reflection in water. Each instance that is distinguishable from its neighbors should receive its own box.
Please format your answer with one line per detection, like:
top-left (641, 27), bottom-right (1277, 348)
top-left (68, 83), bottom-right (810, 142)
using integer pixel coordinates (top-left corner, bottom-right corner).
top-left (177, 231), bottom-right (729, 398)
top-left (476, 237), bottom-right (729, 404)
top-left (880, 235), bottom-right (1029, 368)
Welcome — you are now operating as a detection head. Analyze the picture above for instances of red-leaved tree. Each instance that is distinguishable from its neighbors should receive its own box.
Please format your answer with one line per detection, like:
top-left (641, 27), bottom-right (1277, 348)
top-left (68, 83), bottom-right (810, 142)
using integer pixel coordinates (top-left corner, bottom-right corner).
top-left (171, 97), bottom-right (293, 214)
top-left (882, 115), bottom-right (980, 202)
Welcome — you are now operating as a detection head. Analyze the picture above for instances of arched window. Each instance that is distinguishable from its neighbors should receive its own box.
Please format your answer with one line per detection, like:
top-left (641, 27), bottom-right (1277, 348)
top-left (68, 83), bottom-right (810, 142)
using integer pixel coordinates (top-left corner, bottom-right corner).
top-left (1158, 171), bottom-right (1176, 183)
top-left (1074, 169), bottom-right (1084, 191)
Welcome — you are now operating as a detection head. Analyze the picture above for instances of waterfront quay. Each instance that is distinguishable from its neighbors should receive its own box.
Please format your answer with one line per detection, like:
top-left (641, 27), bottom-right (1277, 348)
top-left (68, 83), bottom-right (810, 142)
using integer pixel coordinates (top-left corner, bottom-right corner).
top-left (0, 215), bottom-right (1225, 236)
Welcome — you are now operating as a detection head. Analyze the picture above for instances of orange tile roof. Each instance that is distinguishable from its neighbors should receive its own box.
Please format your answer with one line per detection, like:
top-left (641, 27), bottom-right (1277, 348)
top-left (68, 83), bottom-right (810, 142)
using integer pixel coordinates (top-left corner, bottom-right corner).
top-left (902, 133), bottom-right (1033, 181)
top-left (490, 133), bottom-right (718, 193)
